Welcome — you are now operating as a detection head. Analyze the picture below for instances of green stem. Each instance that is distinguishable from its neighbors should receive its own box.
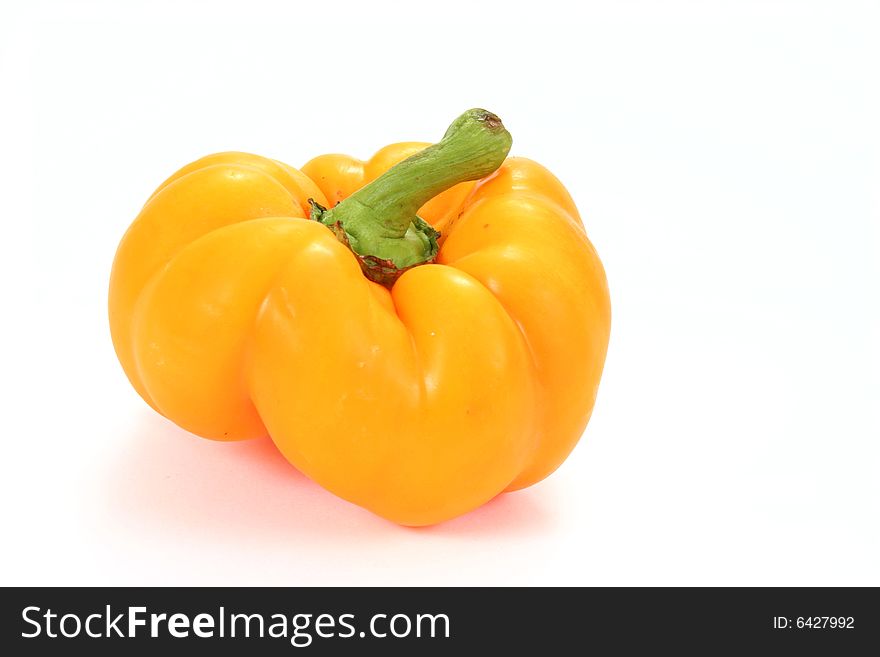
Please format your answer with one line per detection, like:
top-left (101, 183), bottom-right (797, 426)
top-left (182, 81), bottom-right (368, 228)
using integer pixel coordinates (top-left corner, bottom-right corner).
top-left (311, 108), bottom-right (512, 285)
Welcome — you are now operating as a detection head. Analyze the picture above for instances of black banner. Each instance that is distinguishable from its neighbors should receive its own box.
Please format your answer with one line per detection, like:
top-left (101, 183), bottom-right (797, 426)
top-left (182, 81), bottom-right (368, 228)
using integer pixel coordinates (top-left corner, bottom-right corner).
top-left (1, 587), bottom-right (877, 654)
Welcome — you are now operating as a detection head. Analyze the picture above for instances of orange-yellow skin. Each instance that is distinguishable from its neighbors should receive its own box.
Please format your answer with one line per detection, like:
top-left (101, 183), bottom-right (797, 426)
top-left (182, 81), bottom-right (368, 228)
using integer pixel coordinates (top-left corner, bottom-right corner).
top-left (109, 144), bottom-right (611, 526)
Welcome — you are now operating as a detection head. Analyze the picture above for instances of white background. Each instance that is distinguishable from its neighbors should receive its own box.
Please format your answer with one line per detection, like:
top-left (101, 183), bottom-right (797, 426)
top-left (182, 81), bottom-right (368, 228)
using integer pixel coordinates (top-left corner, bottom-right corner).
top-left (1, 0), bottom-right (877, 586)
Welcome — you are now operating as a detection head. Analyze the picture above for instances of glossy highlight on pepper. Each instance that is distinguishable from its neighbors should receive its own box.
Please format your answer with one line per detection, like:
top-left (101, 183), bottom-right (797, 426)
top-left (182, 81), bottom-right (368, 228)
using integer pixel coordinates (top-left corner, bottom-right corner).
top-left (108, 109), bottom-right (611, 526)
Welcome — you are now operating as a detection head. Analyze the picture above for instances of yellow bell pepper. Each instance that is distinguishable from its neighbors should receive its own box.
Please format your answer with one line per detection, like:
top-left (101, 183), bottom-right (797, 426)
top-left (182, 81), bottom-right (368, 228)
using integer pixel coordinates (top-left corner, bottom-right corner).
top-left (109, 109), bottom-right (611, 525)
